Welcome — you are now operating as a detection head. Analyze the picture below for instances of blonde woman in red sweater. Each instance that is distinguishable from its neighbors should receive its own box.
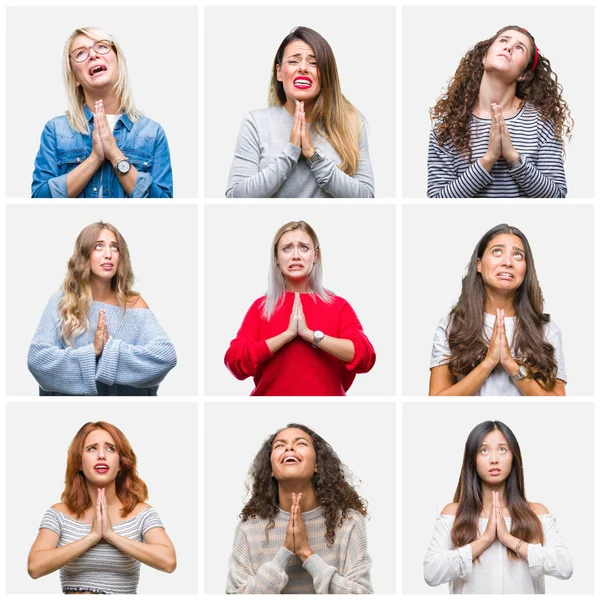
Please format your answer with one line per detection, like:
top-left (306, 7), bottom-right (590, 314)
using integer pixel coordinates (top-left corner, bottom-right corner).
top-left (224, 221), bottom-right (375, 395)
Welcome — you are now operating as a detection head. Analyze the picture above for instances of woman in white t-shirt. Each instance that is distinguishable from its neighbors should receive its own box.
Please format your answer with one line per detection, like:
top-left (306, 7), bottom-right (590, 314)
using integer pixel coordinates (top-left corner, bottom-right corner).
top-left (429, 223), bottom-right (566, 396)
top-left (423, 420), bottom-right (572, 593)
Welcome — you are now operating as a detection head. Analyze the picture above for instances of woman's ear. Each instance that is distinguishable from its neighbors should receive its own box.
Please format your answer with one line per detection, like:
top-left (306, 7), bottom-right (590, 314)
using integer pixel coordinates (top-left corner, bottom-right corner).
top-left (276, 63), bottom-right (283, 83)
top-left (476, 258), bottom-right (481, 273)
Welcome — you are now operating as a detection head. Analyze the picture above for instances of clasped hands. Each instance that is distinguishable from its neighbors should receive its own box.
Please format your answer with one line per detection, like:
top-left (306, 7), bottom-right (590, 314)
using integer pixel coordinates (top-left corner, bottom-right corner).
top-left (481, 103), bottom-right (519, 170)
top-left (91, 99), bottom-right (126, 167)
top-left (483, 308), bottom-right (520, 378)
top-left (289, 100), bottom-right (316, 160)
top-left (90, 487), bottom-right (115, 544)
top-left (285, 292), bottom-right (313, 343)
top-left (283, 493), bottom-right (314, 563)
top-left (480, 491), bottom-right (524, 557)
top-left (94, 310), bottom-right (109, 357)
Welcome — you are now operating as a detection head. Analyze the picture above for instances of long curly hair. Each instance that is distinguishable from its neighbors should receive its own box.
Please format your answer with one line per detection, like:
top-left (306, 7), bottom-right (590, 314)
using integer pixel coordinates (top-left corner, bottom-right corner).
top-left (240, 423), bottom-right (367, 547)
top-left (446, 224), bottom-right (557, 390)
top-left (62, 421), bottom-right (148, 518)
top-left (451, 421), bottom-right (543, 559)
top-left (431, 25), bottom-right (573, 160)
top-left (59, 221), bottom-right (139, 346)
top-left (269, 26), bottom-right (362, 175)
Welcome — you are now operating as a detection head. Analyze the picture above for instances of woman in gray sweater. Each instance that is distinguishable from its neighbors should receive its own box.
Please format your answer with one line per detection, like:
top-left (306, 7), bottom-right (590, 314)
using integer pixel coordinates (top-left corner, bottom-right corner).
top-left (226, 26), bottom-right (374, 198)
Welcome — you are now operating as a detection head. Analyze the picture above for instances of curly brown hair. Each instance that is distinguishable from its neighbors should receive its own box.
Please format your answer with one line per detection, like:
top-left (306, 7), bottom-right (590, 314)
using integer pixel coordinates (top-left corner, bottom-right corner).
top-left (240, 423), bottom-right (367, 547)
top-left (431, 25), bottom-right (574, 160)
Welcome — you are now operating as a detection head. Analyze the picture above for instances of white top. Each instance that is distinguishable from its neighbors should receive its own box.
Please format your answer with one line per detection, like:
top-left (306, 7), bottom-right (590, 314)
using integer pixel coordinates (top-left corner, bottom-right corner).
top-left (423, 514), bottom-right (573, 594)
top-left (430, 313), bottom-right (567, 396)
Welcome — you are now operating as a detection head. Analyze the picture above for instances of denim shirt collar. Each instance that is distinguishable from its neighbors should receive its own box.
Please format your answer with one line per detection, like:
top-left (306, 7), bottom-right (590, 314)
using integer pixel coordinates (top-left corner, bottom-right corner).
top-left (83, 104), bottom-right (133, 131)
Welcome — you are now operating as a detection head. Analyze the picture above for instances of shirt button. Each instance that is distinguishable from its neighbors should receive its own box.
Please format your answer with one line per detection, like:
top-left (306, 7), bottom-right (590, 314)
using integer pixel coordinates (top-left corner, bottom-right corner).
top-left (93, 187), bottom-right (97, 192)
top-left (144, 162), bottom-right (148, 166)
top-left (104, 188), bottom-right (109, 194)
top-left (76, 157), bottom-right (81, 162)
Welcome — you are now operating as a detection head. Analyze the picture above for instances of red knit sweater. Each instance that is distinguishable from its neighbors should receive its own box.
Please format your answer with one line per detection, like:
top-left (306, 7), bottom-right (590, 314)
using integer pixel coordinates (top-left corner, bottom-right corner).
top-left (224, 292), bottom-right (376, 396)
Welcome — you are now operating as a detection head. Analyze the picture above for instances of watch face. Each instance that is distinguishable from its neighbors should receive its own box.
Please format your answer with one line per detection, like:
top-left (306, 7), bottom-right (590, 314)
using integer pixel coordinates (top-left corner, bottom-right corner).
top-left (314, 330), bottom-right (324, 341)
top-left (117, 160), bottom-right (130, 173)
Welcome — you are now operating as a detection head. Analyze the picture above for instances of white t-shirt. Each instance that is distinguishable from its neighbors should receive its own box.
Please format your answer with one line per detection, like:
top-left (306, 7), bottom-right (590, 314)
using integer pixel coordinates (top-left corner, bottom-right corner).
top-left (430, 313), bottom-right (567, 396)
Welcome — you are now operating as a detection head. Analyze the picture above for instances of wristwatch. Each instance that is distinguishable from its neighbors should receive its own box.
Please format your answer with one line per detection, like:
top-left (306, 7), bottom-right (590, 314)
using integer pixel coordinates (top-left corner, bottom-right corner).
top-left (306, 148), bottom-right (325, 166)
top-left (113, 157), bottom-right (132, 176)
top-left (311, 330), bottom-right (325, 348)
top-left (507, 154), bottom-right (524, 171)
top-left (510, 365), bottom-right (527, 382)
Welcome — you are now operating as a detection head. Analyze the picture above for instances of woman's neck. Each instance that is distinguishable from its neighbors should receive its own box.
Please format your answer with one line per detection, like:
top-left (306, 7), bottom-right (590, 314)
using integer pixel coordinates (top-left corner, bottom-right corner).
top-left (86, 481), bottom-right (118, 504)
top-left (285, 279), bottom-right (311, 294)
top-left (90, 277), bottom-right (117, 304)
top-left (278, 482), bottom-right (320, 512)
top-left (283, 98), bottom-right (315, 123)
top-left (484, 290), bottom-right (516, 317)
top-left (84, 91), bottom-right (119, 115)
top-left (476, 72), bottom-right (521, 118)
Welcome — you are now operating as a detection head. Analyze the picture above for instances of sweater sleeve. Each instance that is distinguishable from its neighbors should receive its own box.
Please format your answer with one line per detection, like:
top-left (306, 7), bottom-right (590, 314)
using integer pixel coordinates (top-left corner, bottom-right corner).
top-left (423, 515), bottom-right (473, 587)
top-left (31, 120), bottom-right (69, 198)
top-left (509, 122), bottom-right (567, 197)
top-left (338, 300), bottom-right (376, 373)
top-left (27, 294), bottom-right (98, 395)
top-left (224, 301), bottom-right (273, 380)
top-left (95, 310), bottom-right (177, 388)
top-left (308, 119), bottom-right (375, 198)
top-left (225, 114), bottom-right (301, 198)
top-left (302, 515), bottom-right (373, 594)
top-left (427, 129), bottom-right (493, 198)
top-left (226, 524), bottom-right (295, 594)
top-left (527, 514), bottom-right (573, 580)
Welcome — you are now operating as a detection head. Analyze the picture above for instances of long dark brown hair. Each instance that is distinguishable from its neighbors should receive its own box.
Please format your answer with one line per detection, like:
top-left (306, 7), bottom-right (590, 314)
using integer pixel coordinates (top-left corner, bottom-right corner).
top-left (431, 25), bottom-right (573, 160)
top-left (446, 223), bottom-right (557, 390)
top-left (452, 421), bottom-right (543, 558)
top-left (240, 423), bottom-right (367, 547)
top-left (269, 26), bottom-right (361, 175)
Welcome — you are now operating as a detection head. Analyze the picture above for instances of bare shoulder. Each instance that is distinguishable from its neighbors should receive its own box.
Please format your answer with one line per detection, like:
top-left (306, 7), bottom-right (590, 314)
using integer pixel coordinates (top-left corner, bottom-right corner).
top-left (529, 502), bottom-right (550, 515)
top-left (441, 502), bottom-right (458, 516)
top-left (128, 295), bottom-right (149, 309)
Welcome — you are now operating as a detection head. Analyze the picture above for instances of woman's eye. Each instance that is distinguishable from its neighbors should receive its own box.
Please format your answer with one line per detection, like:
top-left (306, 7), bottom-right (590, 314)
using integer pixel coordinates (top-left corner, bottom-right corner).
top-left (499, 447), bottom-right (506, 453)
top-left (87, 445), bottom-right (96, 451)
top-left (514, 252), bottom-right (524, 260)
top-left (107, 445), bottom-right (116, 452)
top-left (492, 248), bottom-right (501, 255)
top-left (110, 245), bottom-right (119, 252)
top-left (301, 245), bottom-right (308, 251)
top-left (95, 244), bottom-right (103, 250)
top-left (480, 448), bottom-right (488, 454)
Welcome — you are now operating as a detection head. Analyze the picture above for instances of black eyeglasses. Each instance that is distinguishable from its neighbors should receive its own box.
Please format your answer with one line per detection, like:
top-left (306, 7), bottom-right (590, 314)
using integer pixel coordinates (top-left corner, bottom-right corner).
top-left (70, 40), bottom-right (113, 63)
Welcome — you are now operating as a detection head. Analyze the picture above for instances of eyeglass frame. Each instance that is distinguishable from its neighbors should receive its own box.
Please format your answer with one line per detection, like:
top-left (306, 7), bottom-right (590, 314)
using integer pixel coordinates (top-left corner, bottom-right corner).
top-left (69, 40), bottom-right (114, 63)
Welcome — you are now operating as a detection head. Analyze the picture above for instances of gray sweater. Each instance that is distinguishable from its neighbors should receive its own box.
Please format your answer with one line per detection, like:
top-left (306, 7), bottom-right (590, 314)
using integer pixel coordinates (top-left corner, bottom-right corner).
top-left (226, 106), bottom-right (374, 198)
top-left (226, 506), bottom-right (373, 594)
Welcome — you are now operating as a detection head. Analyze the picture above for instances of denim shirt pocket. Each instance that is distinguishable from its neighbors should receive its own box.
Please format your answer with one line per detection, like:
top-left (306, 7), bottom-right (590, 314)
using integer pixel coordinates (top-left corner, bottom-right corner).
top-left (56, 148), bottom-right (88, 176)
top-left (124, 148), bottom-right (154, 173)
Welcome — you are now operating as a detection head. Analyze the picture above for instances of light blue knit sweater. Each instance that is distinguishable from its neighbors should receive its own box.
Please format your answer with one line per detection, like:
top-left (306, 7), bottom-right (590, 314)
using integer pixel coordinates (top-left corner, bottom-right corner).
top-left (28, 291), bottom-right (177, 396)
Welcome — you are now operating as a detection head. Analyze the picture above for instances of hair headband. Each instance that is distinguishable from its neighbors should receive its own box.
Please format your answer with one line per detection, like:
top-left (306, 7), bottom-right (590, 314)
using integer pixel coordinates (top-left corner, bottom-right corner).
top-left (520, 27), bottom-right (539, 70)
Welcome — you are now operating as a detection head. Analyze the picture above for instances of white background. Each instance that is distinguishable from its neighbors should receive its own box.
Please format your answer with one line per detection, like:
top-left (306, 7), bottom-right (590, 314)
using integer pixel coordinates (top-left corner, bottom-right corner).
top-left (6, 204), bottom-right (198, 396)
top-left (402, 6), bottom-right (594, 198)
top-left (204, 401), bottom-right (396, 594)
top-left (6, 6), bottom-right (199, 198)
top-left (402, 203), bottom-right (594, 396)
top-left (204, 6), bottom-right (397, 198)
top-left (204, 203), bottom-right (396, 396)
top-left (6, 402), bottom-right (198, 594)
top-left (402, 401), bottom-right (594, 594)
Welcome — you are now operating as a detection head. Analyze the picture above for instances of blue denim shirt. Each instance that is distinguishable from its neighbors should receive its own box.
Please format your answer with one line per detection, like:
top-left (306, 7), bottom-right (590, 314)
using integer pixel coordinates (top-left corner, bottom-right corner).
top-left (32, 105), bottom-right (173, 198)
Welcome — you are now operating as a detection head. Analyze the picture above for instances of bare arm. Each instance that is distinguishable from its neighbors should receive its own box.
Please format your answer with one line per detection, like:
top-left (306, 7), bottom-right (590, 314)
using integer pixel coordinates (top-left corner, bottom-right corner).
top-left (429, 361), bottom-right (497, 396)
top-left (104, 527), bottom-right (176, 573)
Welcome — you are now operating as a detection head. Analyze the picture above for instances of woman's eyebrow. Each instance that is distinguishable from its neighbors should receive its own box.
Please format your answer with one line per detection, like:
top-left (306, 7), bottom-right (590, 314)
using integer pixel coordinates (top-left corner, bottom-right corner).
top-left (273, 436), bottom-right (311, 445)
top-left (287, 52), bottom-right (316, 59)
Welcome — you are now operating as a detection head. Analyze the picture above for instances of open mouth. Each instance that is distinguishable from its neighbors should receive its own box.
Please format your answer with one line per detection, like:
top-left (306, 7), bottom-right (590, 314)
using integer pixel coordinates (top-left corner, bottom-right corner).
top-left (282, 456), bottom-right (300, 464)
top-left (496, 272), bottom-right (514, 279)
top-left (293, 77), bottom-right (313, 89)
top-left (94, 464), bottom-right (109, 474)
top-left (89, 65), bottom-right (107, 77)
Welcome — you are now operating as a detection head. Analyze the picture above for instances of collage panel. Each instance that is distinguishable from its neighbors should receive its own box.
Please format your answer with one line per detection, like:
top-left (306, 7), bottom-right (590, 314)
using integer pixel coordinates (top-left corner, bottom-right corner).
top-left (403, 203), bottom-right (594, 397)
top-left (204, 203), bottom-right (396, 397)
top-left (6, 401), bottom-right (198, 594)
top-left (402, 401), bottom-right (593, 594)
top-left (7, 5), bottom-right (198, 199)
top-left (402, 6), bottom-right (593, 198)
top-left (204, 5), bottom-right (396, 198)
top-left (204, 401), bottom-right (396, 594)
top-left (6, 204), bottom-right (198, 397)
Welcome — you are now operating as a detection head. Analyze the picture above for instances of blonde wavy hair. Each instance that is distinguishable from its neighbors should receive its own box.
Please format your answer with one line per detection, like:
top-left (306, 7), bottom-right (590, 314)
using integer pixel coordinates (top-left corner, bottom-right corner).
top-left (59, 222), bottom-right (139, 346)
top-left (262, 221), bottom-right (334, 320)
top-left (63, 27), bottom-right (141, 134)
top-left (269, 27), bottom-right (362, 176)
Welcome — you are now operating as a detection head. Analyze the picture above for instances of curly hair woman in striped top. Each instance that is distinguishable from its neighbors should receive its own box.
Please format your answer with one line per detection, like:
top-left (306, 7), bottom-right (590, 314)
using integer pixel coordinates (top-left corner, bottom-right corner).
top-left (27, 421), bottom-right (176, 594)
top-left (427, 26), bottom-right (573, 198)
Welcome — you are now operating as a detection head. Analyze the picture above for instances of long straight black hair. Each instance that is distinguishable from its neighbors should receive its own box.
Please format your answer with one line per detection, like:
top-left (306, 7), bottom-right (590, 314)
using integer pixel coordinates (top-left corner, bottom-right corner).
top-left (451, 420), bottom-right (543, 558)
